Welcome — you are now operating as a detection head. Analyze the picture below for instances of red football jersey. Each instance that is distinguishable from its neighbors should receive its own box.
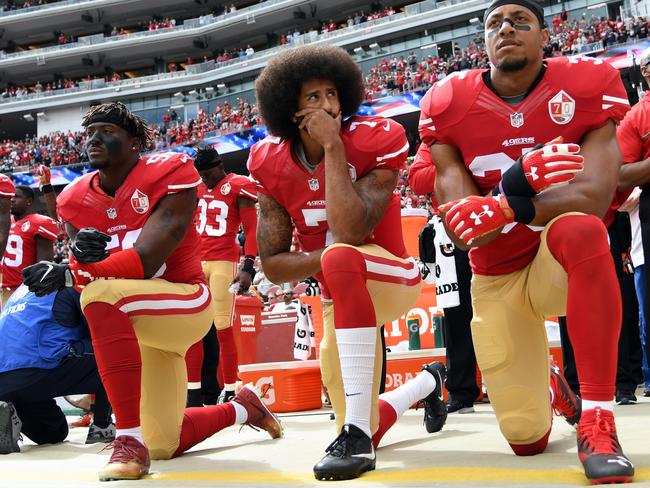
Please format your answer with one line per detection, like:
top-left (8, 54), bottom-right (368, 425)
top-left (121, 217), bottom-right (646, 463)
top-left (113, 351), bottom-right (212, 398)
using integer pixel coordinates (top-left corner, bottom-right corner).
top-left (196, 173), bottom-right (257, 262)
top-left (419, 56), bottom-right (630, 275)
top-left (2, 213), bottom-right (59, 287)
top-left (248, 115), bottom-right (410, 295)
top-left (57, 152), bottom-right (205, 284)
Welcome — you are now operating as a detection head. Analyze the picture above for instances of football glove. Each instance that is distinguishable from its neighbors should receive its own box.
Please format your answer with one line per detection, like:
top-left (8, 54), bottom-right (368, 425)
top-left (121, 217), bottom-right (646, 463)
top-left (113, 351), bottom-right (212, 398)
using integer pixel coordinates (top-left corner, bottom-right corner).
top-left (37, 164), bottom-right (51, 186)
top-left (440, 195), bottom-right (514, 246)
top-left (499, 137), bottom-right (583, 197)
top-left (22, 261), bottom-right (74, 297)
top-left (71, 228), bottom-right (111, 263)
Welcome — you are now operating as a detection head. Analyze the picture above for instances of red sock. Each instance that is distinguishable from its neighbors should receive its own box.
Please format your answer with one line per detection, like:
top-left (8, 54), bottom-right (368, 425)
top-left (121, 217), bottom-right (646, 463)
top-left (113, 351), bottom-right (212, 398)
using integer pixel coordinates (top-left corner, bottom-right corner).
top-left (321, 246), bottom-right (376, 327)
top-left (84, 302), bottom-right (141, 429)
top-left (172, 403), bottom-right (236, 457)
top-left (547, 215), bottom-right (620, 401)
top-left (372, 399), bottom-right (398, 448)
top-left (217, 327), bottom-right (238, 386)
top-left (185, 340), bottom-right (204, 384)
top-left (509, 427), bottom-right (551, 456)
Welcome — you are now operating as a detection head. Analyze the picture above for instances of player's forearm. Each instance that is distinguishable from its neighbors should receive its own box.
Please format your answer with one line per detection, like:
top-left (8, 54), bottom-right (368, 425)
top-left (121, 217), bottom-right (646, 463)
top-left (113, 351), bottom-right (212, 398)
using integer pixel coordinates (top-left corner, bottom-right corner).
top-left (261, 249), bottom-right (324, 284)
top-left (43, 191), bottom-right (57, 220)
top-left (618, 157), bottom-right (650, 191)
top-left (323, 140), bottom-right (371, 244)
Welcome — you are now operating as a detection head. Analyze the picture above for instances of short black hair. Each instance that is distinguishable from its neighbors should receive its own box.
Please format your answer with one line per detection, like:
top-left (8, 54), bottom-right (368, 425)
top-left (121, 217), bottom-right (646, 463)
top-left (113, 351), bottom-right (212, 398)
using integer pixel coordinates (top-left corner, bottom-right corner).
top-left (81, 101), bottom-right (153, 150)
top-left (194, 144), bottom-right (223, 171)
top-left (255, 45), bottom-right (364, 140)
top-left (16, 185), bottom-right (34, 200)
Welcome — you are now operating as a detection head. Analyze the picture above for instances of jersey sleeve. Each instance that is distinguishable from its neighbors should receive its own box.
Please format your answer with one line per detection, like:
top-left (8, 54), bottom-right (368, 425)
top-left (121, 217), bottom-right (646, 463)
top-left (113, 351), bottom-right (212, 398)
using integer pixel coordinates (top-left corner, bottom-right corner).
top-left (617, 107), bottom-right (644, 163)
top-left (233, 175), bottom-right (258, 202)
top-left (148, 153), bottom-right (202, 194)
top-left (599, 63), bottom-right (631, 124)
top-left (0, 174), bottom-right (15, 199)
top-left (408, 143), bottom-right (436, 196)
top-left (33, 215), bottom-right (60, 241)
top-left (373, 118), bottom-right (409, 171)
top-left (246, 143), bottom-right (271, 197)
top-left (418, 80), bottom-right (454, 147)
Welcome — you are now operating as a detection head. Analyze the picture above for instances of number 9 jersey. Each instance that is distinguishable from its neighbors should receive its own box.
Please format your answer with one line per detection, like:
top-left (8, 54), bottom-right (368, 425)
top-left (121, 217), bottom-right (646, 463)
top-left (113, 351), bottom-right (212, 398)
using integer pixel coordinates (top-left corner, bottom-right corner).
top-left (195, 173), bottom-right (257, 262)
top-left (57, 152), bottom-right (206, 285)
top-left (418, 56), bottom-right (630, 275)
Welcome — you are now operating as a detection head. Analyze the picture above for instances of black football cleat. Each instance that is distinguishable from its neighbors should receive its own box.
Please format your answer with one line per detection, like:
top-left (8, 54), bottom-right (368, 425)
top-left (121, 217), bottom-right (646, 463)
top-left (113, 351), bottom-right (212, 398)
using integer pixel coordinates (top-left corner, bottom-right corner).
top-left (0, 401), bottom-right (21, 454)
top-left (421, 362), bottom-right (448, 433)
top-left (313, 424), bottom-right (375, 481)
top-left (577, 407), bottom-right (634, 485)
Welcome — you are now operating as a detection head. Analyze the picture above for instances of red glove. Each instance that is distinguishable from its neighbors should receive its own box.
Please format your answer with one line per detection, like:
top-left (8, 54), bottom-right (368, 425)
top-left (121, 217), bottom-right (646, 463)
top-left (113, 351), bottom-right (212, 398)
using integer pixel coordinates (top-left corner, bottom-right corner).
top-left (440, 195), bottom-right (514, 246)
top-left (37, 165), bottom-right (51, 187)
top-left (499, 137), bottom-right (583, 196)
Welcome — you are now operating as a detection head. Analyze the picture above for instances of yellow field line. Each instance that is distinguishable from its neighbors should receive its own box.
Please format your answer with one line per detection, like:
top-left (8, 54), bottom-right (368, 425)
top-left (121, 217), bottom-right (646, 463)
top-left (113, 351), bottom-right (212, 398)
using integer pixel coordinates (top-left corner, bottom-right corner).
top-left (6, 466), bottom-right (648, 484)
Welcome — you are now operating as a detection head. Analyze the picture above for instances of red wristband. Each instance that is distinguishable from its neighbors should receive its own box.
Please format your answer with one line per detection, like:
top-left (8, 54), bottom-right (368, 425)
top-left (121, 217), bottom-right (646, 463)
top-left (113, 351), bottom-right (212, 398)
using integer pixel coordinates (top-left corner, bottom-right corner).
top-left (69, 247), bottom-right (145, 286)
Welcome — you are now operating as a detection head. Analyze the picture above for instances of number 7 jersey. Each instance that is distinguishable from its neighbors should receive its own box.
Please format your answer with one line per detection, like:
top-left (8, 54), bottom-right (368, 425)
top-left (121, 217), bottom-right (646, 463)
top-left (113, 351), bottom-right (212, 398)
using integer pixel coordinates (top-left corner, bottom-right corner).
top-left (195, 173), bottom-right (257, 262)
top-left (418, 56), bottom-right (630, 275)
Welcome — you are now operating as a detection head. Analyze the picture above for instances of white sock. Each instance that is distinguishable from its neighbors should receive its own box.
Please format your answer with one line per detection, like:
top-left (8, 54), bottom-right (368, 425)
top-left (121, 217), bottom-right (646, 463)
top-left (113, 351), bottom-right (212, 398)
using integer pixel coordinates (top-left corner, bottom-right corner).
top-left (379, 368), bottom-right (437, 418)
top-left (335, 327), bottom-right (377, 438)
top-left (116, 426), bottom-right (145, 445)
top-left (582, 399), bottom-right (614, 412)
top-left (187, 382), bottom-right (201, 390)
top-left (232, 401), bottom-right (248, 424)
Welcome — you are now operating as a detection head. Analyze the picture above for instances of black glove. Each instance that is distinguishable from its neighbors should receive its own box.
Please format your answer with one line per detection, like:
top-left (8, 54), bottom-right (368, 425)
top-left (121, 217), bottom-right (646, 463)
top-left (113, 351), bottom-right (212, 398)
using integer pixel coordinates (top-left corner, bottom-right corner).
top-left (72, 228), bottom-right (111, 263)
top-left (22, 261), bottom-right (74, 297)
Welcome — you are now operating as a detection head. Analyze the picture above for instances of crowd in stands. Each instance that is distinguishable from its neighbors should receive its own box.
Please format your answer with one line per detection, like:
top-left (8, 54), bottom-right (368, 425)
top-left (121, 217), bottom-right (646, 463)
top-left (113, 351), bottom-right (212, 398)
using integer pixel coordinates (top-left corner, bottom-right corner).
top-left (0, 0), bottom-right (50, 10)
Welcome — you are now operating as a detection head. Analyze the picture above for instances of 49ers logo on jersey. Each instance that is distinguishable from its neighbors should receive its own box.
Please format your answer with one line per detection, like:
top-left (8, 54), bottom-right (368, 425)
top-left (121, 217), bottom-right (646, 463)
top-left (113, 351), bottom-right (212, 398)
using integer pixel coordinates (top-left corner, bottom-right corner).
top-left (130, 189), bottom-right (149, 214)
top-left (20, 221), bottom-right (30, 233)
top-left (548, 90), bottom-right (575, 125)
top-left (220, 182), bottom-right (231, 196)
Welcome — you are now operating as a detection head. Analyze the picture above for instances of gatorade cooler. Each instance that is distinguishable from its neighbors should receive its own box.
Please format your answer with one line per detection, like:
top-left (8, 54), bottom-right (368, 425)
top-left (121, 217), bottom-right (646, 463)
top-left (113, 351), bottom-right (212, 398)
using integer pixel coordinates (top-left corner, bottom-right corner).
top-left (239, 360), bottom-right (322, 413)
top-left (400, 207), bottom-right (429, 258)
top-left (258, 310), bottom-right (299, 362)
top-left (232, 295), bottom-right (265, 365)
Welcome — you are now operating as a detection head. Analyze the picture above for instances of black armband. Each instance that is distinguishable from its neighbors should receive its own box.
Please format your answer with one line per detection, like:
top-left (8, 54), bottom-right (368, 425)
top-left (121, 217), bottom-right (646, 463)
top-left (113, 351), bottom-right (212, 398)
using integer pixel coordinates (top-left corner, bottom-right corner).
top-left (240, 255), bottom-right (256, 275)
top-left (505, 195), bottom-right (536, 224)
top-left (42, 184), bottom-right (54, 194)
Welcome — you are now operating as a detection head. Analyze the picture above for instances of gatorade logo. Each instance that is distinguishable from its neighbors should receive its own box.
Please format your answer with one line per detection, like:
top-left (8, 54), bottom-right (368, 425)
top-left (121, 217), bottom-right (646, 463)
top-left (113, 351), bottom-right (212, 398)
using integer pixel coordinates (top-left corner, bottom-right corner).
top-left (385, 372), bottom-right (416, 389)
top-left (253, 376), bottom-right (276, 405)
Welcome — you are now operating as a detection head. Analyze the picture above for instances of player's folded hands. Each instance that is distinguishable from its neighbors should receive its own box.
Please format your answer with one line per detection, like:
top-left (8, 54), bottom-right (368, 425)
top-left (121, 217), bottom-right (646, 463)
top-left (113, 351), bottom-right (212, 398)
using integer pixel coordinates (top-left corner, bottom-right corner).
top-left (439, 195), bottom-right (514, 246)
top-left (22, 261), bottom-right (74, 297)
top-left (71, 227), bottom-right (111, 263)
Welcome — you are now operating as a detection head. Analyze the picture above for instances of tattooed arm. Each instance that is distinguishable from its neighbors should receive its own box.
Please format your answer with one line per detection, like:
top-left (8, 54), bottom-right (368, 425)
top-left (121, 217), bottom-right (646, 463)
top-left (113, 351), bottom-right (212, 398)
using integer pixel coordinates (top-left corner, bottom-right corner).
top-left (323, 139), bottom-right (398, 244)
top-left (132, 188), bottom-right (198, 277)
top-left (257, 192), bottom-right (324, 284)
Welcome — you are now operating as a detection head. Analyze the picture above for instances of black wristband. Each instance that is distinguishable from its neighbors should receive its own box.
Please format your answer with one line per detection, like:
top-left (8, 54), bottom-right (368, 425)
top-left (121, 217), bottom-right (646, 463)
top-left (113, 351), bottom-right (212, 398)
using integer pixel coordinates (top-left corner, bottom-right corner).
top-left (240, 256), bottom-right (255, 275)
top-left (505, 195), bottom-right (536, 224)
top-left (500, 160), bottom-right (536, 198)
top-left (42, 184), bottom-right (54, 194)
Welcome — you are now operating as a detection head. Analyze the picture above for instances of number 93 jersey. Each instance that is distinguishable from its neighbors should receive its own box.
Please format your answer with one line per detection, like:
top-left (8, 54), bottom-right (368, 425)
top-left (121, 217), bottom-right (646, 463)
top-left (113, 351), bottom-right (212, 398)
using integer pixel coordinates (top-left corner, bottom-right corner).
top-left (57, 152), bottom-right (206, 284)
top-left (418, 56), bottom-right (630, 275)
top-left (195, 173), bottom-right (257, 262)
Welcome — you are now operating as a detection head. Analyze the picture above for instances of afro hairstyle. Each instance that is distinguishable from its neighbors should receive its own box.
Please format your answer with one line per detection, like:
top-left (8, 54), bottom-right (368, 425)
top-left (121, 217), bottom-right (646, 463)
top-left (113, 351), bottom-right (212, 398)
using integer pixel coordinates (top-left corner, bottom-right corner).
top-left (255, 45), bottom-right (364, 140)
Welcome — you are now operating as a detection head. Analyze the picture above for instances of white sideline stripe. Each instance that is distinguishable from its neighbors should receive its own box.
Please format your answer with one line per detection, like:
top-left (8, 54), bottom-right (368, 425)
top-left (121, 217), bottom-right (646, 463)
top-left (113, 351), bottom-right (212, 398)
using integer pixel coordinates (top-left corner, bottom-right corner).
top-left (602, 95), bottom-right (630, 105)
top-left (168, 178), bottom-right (202, 190)
top-left (419, 117), bottom-right (433, 125)
top-left (240, 189), bottom-right (257, 200)
top-left (365, 257), bottom-right (419, 280)
top-left (376, 142), bottom-right (410, 162)
top-left (38, 226), bottom-right (58, 239)
top-left (119, 284), bottom-right (210, 314)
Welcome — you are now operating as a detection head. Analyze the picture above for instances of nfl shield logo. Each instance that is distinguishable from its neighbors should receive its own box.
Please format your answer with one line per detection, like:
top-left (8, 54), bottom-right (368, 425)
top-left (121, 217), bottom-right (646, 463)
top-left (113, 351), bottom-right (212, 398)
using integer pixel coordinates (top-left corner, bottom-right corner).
top-left (548, 90), bottom-right (575, 125)
top-left (130, 189), bottom-right (149, 214)
top-left (510, 112), bottom-right (524, 128)
top-left (107, 208), bottom-right (117, 219)
top-left (308, 178), bottom-right (319, 191)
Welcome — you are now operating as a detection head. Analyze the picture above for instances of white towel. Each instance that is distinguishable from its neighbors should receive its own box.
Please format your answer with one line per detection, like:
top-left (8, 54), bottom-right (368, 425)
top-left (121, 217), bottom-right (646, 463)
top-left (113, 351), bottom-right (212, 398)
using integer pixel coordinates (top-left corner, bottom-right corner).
top-left (432, 215), bottom-right (460, 308)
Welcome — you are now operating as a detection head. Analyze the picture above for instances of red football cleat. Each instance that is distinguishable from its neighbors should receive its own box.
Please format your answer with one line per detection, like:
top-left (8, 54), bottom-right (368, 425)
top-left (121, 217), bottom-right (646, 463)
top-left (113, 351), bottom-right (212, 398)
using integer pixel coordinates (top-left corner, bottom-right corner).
top-left (550, 360), bottom-right (581, 426)
top-left (98, 435), bottom-right (150, 481)
top-left (232, 384), bottom-right (283, 439)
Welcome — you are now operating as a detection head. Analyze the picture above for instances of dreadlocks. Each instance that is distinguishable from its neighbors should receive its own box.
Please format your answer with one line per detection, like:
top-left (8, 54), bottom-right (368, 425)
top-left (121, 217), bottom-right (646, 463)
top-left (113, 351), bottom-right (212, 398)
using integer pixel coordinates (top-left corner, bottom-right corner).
top-left (255, 45), bottom-right (364, 140)
top-left (82, 101), bottom-right (153, 150)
